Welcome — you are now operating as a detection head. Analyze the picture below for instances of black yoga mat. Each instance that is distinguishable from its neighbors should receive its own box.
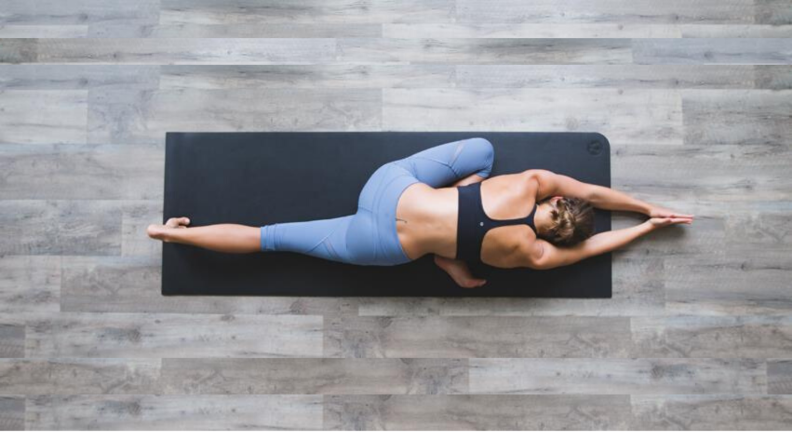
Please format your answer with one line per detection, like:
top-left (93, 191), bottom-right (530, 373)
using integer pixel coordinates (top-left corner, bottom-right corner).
top-left (162, 132), bottom-right (611, 297)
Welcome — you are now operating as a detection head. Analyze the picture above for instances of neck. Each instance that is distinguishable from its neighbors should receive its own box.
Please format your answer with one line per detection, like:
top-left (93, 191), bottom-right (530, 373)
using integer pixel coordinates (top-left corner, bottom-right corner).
top-left (534, 203), bottom-right (552, 238)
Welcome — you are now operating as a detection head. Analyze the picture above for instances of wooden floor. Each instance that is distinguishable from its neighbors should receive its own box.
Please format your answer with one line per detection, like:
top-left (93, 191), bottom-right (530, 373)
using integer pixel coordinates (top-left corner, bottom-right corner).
top-left (1, 0), bottom-right (791, 431)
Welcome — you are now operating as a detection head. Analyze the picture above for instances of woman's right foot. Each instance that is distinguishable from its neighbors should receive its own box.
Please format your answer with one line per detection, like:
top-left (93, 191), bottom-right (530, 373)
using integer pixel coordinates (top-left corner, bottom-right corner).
top-left (434, 255), bottom-right (487, 288)
top-left (147, 217), bottom-right (190, 242)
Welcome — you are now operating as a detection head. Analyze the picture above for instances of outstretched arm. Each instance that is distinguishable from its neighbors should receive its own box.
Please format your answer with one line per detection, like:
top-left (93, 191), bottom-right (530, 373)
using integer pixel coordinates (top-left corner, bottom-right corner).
top-left (522, 216), bottom-right (692, 270)
top-left (529, 170), bottom-right (693, 218)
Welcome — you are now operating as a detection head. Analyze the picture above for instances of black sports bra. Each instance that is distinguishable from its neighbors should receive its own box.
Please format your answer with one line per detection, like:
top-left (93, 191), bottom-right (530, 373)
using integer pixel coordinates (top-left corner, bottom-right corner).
top-left (455, 182), bottom-right (537, 263)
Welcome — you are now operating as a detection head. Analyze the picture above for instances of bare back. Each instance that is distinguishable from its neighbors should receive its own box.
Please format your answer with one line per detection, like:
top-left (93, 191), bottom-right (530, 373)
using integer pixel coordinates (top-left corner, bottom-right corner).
top-left (396, 172), bottom-right (538, 267)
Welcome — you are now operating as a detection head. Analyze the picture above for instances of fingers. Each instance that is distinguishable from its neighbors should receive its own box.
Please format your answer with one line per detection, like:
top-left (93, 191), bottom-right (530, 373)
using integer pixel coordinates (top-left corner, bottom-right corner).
top-left (670, 217), bottom-right (693, 225)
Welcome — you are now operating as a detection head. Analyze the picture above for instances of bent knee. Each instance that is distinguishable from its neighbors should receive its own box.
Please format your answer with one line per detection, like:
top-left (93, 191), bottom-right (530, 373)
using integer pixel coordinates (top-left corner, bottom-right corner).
top-left (461, 137), bottom-right (494, 176)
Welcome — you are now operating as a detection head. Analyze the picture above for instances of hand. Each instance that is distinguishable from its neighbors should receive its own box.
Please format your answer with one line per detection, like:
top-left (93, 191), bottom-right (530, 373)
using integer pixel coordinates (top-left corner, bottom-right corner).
top-left (649, 205), bottom-right (694, 220)
top-left (648, 216), bottom-right (693, 229)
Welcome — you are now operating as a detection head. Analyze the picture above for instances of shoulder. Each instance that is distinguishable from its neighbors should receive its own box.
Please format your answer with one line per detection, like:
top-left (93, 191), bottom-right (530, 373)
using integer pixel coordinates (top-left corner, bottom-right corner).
top-left (514, 237), bottom-right (553, 270)
top-left (517, 169), bottom-right (557, 197)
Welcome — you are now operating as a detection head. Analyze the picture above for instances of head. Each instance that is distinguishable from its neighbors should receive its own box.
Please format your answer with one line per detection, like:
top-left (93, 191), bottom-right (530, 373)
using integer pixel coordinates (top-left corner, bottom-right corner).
top-left (536, 196), bottom-right (595, 246)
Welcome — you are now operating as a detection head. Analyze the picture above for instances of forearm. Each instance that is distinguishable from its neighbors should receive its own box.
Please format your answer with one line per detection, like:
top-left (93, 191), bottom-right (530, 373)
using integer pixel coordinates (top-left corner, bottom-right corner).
top-left (588, 185), bottom-right (652, 214)
top-left (451, 173), bottom-right (486, 187)
top-left (582, 221), bottom-right (654, 257)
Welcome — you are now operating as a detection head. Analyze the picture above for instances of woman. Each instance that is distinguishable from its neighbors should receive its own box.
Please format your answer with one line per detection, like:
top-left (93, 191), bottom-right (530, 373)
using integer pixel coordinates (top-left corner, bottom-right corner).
top-left (147, 138), bottom-right (693, 288)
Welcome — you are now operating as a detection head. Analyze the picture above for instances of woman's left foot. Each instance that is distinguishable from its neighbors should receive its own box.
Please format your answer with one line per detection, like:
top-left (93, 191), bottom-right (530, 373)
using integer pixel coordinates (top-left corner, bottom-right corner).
top-left (147, 217), bottom-right (190, 241)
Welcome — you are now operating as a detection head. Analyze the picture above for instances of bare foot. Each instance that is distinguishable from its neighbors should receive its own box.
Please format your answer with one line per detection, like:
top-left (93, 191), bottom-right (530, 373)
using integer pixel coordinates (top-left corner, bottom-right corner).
top-left (147, 217), bottom-right (190, 242)
top-left (434, 255), bottom-right (487, 288)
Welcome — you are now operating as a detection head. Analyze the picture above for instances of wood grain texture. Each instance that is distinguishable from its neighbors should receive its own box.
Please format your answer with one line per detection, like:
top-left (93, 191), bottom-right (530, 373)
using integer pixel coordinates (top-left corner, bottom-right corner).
top-left (160, 358), bottom-right (468, 395)
top-left (159, 0), bottom-right (456, 25)
top-left (324, 395), bottom-right (631, 430)
top-left (8, 313), bottom-right (322, 358)
top-left (60, 256), bottom-right (358, 315)
top-left (0, 324), bottom-right (25, 358)
top-left (0, 144), bottom-right (163, 200)
top-left (0, 200), bottom-right (122, 255)
top-left (0, 256), bottom-right (60, 314)
top-left (383, 88), bottom-right (682, 144)
top-left (87, 88), bottom-right (381, 143)
top-left (456, 65), bottom-right (757, 89)
top-left (469, 358), bottom-right (768, 394)
top-left (0, 359), bottom-right (161, 394)
top-left (159, 65), bottom-right (456, 89)
top-left (1, 0), bottom-right (791, 431)
top-left (324, 316), bottom-right (634, 358)
top-left (0, 90), bottom-right (87, 144)
top-left (768, 360), bottom-right (792, 394)
top-left (631, 395), bottom-right (792, 430)
top-left (454, 0), bottom-right (757, 25)
top-left (633, 38), bottom-right (792, 64)
top-left (0, 66), bottom-right (160, 90)
top-left (0, 397), bottom-right (24, 431)
top-left (26, 395), bottom-right (322, 430)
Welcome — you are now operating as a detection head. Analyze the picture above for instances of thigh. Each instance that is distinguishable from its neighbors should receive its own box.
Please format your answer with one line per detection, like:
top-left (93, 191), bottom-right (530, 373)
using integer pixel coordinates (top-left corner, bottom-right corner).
top-left (392, 138), bottom-right (494, 188)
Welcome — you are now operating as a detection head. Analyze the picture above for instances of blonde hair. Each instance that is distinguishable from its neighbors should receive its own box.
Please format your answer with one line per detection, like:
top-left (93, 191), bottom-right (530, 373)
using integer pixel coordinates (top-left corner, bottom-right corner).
top-left (544, 197), bottom-right (594, 246)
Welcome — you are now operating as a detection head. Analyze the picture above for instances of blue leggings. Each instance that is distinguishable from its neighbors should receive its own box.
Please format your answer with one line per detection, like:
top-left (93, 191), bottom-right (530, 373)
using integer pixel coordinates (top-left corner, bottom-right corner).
top-left (260, 138), bottom-right (495, 266)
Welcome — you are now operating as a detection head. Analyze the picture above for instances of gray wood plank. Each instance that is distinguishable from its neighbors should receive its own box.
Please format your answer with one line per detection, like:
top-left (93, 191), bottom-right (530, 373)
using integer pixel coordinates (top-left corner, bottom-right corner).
top-left (121, 201), bottom-right (162, 257)
top-left (456, 65), bottom-right (756, 89)
top-left (631, 395), bottom-right (792, 430)
top-left (358, 257), bottom-right (665, 317)
top-left (683, 90), bottom-right (792, 145)
top-left (324, 395), bottom-right (632, 430)
top-left (0, 90), bottom-right (87, 144)
top-left (633, 38), bottom-right (792, 64)
top-left (0, 325), bottom-right (24, 358)
top-left (0, 26), bottom-right (87, 38)
top-left (0, 38), bottom-right (37, 63)
top-left (679, 25), bottom-right (792, 38)
top-left (151, 23), bottom-right (381, 38)
top-left (325, 316), bottom-right (634, 358)
top-left (0, 256), bottom-right (60, 314)
top-left (160, 0), bottom-right (455, 25)
top-left (0, 359), bottom-right (161, 394)
top-left (0, 65), bottom-right (160, 90)
top-left (768, 360), bottom-right (792, 394)
top-left (755, 66), bottom-right (792, 90)
top-left (26, 395), bottom-right (322, 430)
top-left (631, 316), bottom-right (792, 358)
top-left (755, 0), bottom-right (792, 25)
top-left (383, 88), bottom-right (682, 144)
top-left (0, 200), bottom-right (122, 255)
top-left (665, 254), bottom-right (792, 316)
top-left (337, 38), bottom-right (633, 64)
top-left (25, 38), bottom-right (338, 64)
top-left (0, 0), bottom-right (159, 37)
top-left (160, 358), bottom-right (468, 394)
top-left (159, 65), bottom-right (455, 89)
top-left (470, 358), bottom-right (767, 394)
top-left (455, 0), bottom-right (756, 25)
top-left (88, 88), bottom-right (381, 143)
top-left (0, 144), bottom-right (163, 200)
top-left (0, 397), bottom-right (24, 431)
top-left (8, 313), bottom-right (322, 358)
top-left (60, 255), bottom-right (358, 316)
top-left (385, 24), bottom-right (792, 38)
top-left (612, 144), bottom-right (792, 210)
